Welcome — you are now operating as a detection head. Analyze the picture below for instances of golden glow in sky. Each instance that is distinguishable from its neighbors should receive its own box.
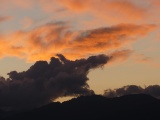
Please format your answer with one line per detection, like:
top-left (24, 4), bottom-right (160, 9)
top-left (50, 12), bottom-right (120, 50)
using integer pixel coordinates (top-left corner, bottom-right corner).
top-left (0, 0), bottom-right (160, 98)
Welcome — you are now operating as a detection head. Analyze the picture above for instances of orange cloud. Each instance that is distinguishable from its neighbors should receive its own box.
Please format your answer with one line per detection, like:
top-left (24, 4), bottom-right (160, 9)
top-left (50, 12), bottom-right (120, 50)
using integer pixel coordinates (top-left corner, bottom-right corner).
top-left (55, 0), bottom-right (147, 24)
top-left (37, 0), bottom-right (160, 26)
top-left (0, 0), bottom-right (159, 25)
top-left (0, 0), bottom-right (159, 27)
top-left (66, 24), bottom-right (156, 55)
top-left (0, 22), bottom-right (156, 62)
top-left (150, 0), bottom-right (160, 6)
top-left (58, 0), bottom-right (88, 11)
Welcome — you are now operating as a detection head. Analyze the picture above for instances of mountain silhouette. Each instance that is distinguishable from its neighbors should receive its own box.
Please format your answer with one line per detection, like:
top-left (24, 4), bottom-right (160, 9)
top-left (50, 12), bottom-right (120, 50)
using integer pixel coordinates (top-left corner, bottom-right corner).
top-left (1, 94), bottom-right (160, 120)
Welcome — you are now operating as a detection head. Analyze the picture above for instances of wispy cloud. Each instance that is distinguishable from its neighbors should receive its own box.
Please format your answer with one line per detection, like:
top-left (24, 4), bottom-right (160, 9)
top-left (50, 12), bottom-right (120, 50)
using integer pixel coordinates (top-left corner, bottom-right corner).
top-left (0, 22), bottom-right (156, 62)
top-left (108, 49), bottom-right (133, 64)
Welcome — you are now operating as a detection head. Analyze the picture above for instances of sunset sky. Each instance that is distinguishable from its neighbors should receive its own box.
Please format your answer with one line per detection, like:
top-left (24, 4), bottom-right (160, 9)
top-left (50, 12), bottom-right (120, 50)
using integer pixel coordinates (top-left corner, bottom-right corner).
top-left (0, 0), bottom-right (160, 103)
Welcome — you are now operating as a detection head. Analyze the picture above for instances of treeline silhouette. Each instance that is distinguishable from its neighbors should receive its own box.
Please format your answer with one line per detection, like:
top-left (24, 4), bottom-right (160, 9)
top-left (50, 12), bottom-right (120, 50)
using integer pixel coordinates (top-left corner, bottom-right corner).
top-left (1, 94), bottom-right (160, 120)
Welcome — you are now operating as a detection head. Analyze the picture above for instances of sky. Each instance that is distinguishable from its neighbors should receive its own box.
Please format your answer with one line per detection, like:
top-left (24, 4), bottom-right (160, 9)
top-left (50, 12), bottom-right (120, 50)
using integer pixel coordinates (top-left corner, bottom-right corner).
top-left (0, 0), bottom-right (160, 108)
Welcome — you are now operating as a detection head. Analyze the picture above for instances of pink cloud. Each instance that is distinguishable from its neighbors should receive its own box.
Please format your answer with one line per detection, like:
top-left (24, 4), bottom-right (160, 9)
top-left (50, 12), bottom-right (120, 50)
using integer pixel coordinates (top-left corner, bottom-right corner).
top-left (133, 53), bottom-right (160, 67)
top-left (0, 16), bottom-right (12, 23)
top-left (55, 0), bottom-right (147, 24)
top-left (109, 50), bottom-right (133, 64)
top-left (21, 17), bottom-right (33, 29)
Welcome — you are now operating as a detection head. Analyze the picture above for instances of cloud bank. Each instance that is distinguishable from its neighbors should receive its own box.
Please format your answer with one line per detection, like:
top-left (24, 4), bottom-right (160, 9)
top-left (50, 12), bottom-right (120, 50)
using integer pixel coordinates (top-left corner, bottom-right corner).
top-left (104, 85), bottom-right (160, 99)
top-left (0, 54), bottom-right (109, 110)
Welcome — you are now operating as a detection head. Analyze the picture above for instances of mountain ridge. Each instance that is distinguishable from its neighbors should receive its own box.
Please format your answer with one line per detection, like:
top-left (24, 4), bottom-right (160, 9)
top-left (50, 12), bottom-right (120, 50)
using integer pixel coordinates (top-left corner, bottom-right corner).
top-left (1, 94), bottom-right (160, 120)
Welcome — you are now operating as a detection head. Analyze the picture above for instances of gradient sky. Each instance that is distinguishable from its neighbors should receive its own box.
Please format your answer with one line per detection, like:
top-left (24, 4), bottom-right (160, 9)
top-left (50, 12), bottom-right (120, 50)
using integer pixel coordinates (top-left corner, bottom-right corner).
top-left (0, 0), bottom-right (160, 102)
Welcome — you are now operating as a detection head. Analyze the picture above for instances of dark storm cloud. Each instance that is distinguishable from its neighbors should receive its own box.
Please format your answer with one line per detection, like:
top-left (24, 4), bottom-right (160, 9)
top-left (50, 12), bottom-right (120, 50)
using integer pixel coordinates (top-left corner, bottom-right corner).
top-left (104, 85), bottom-right (160, 99)
top-left (0, 54), bottom-right (110, 110)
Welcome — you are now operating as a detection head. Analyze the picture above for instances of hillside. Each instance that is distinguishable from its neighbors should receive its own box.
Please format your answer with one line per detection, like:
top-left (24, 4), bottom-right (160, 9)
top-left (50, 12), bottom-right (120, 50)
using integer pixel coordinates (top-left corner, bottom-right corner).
top-left (1, 94), bottom-right (160, 120)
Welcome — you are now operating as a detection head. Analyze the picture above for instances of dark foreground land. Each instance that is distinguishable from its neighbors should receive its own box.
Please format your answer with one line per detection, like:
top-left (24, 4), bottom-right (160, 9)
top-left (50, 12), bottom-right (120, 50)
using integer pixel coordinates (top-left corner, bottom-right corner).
top-left (1, 94), bottom-right (160, 120)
